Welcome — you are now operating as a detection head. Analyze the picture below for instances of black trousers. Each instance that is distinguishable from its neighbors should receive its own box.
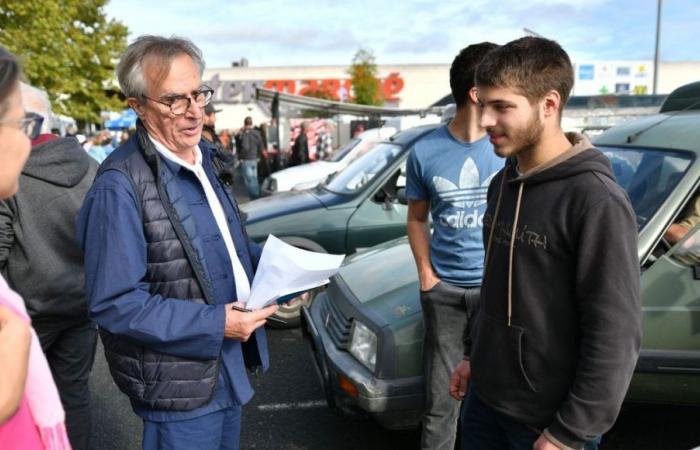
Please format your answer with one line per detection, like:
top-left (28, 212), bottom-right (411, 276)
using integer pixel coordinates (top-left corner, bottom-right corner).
top-left (35, 319), bottom-right (98, 450)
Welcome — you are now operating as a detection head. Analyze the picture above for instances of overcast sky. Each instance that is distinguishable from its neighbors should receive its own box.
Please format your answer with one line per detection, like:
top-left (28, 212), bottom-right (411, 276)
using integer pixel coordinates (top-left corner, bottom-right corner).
top-left (105, 0), bottom-right (699, 68)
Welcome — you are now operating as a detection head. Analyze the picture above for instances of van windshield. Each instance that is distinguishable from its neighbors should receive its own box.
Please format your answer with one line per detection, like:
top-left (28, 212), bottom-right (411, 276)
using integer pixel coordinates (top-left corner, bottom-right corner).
top-left (600, 146), bottom-right (694, 229)
top-left (322, 142), bottom-right (402, 194)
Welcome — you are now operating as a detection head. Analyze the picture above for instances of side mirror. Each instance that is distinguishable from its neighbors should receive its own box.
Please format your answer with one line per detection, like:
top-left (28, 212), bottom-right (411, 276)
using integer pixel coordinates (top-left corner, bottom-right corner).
top-left (396, 187), bottom-right (407, 205)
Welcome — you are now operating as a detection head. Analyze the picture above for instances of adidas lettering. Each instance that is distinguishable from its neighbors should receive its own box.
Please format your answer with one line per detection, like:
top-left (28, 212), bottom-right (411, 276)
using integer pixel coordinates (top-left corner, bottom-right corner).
top-left (438, 209), bottom-right (484, 229)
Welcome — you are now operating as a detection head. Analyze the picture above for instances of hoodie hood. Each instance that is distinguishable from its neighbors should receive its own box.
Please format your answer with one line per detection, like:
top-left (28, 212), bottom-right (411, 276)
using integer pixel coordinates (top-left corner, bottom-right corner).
top-left (485, 132), bottom-right (616, 328)
top-left (22, 136), bottom-right (92, 187)
top-left (506, 132), bottom-right (615, 186)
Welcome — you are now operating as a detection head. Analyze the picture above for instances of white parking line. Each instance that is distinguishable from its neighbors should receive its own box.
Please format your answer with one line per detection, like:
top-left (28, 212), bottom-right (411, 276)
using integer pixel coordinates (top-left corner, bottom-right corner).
top-left (257, 400), bottom-right (327, 411)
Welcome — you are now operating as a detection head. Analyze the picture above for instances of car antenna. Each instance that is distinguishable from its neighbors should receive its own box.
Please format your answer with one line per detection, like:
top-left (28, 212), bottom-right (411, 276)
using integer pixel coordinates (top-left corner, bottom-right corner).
top-left (627, 97), bottom-right (700, 143)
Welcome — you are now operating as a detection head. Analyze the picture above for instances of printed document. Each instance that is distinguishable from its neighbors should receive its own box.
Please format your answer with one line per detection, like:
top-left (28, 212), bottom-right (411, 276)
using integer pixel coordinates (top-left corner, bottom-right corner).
top-left (245, 235), bottom-right (344, 309)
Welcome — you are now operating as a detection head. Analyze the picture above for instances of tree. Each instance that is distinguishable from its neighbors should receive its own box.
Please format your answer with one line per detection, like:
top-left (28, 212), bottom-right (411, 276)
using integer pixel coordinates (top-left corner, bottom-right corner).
top-left (0, 0), bottom-right (128, 125)
top-left (348, 49), bottom-right (384, 106)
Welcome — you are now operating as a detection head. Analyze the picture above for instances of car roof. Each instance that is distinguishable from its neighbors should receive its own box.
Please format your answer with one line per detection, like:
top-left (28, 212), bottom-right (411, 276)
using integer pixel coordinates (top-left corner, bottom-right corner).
top-left (388, 123), bottom-right (440, 146)
top-left (659, 81), bottom-right (700, 113)
top-left (593, 110), bottom-right (700, 154)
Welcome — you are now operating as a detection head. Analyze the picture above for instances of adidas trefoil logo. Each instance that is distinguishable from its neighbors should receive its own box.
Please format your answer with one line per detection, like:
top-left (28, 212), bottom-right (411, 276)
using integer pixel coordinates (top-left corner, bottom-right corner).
top-left (432, 157), bottom-right (495, 208)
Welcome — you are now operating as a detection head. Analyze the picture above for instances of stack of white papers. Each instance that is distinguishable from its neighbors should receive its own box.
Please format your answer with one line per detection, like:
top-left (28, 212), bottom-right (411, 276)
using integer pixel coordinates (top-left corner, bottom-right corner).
top-left (245, 235), bottom-right (345, 310)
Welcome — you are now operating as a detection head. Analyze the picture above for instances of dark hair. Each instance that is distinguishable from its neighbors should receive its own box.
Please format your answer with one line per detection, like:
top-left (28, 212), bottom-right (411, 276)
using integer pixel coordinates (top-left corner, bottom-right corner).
top-left (449, 42), bottom-right (499, 108)
top-left (0, 46), bottom-right (21, 118)
top-left (475, 37), bottom-right (574, 113)
top-left (244, 116), bottom-right (253, 126)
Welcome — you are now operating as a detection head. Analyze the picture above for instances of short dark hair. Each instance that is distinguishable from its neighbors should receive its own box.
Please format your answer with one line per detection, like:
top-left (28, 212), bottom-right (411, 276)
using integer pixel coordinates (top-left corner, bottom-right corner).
top-left (244, 116), bottom-right (253, 126)
top-left (449, 42), bottom-right (499, 108)
top-left (0, 46), bottom-right (22, 118)
top-left (475, 37), bottom-right (574, 113)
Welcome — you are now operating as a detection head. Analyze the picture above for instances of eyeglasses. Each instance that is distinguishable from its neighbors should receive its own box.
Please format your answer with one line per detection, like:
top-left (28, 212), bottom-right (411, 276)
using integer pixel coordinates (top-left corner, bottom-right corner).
top-left (0, 112), bottom-right (44, 140)
top-left (143, 86), bottom-right (214, 116)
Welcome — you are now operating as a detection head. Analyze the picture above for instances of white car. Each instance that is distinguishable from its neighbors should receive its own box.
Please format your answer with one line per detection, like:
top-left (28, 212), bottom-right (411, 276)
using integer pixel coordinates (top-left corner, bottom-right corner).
top-left (261, 127), bottom-right (397, 195)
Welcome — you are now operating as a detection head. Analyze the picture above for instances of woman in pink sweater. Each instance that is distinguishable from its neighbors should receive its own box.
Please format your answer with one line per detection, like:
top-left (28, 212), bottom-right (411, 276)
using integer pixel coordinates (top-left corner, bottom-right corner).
top-left (0, 46), bottom-right (71, 450)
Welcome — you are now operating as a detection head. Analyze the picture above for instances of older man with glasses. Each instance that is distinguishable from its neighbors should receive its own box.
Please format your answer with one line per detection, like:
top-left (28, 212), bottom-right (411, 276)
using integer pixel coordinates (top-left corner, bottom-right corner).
top-left (76, 35), bottom-right (278, 450)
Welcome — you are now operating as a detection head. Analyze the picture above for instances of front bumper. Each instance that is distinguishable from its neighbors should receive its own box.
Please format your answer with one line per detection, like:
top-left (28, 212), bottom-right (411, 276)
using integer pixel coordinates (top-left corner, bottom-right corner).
top-left (301, 295), bottom-right (424, 430)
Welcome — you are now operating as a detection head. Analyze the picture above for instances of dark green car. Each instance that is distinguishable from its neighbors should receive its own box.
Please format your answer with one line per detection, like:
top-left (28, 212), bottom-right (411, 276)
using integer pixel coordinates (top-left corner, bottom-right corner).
top-left (242, 124), bottom-right (439, 326)
top-left (302, 82), bottom-right (700, 429)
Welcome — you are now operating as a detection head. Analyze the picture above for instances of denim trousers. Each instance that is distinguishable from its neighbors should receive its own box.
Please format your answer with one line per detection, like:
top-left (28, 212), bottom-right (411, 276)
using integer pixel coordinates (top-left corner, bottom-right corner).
top-left (241, 159), bottom-right (260, 199)
top-left (420, 281), bottom-right (480, 450)
top-left (142, 405), bottom-right (242, 450)
top-left (460, 386), bottom-right (601, 450)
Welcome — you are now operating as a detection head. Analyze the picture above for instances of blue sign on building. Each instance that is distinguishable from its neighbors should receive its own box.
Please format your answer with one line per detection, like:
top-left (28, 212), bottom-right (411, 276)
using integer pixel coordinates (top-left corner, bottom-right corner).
top-left (578, 64), bottom-right (595, 80)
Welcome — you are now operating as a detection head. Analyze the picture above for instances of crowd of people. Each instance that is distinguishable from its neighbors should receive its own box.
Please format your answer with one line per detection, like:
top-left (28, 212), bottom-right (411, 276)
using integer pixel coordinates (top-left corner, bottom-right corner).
top-left (0, 31), bottom-right (695, 450)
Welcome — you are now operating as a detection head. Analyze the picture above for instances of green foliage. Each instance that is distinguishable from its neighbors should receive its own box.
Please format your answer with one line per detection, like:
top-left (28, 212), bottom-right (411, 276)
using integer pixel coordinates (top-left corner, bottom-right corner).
top-left (348, 49), bottom-right (384, 106)
top-left (0, 0), bottom-right (128, 124)
top-left (302, 86), bottom-right (337, 101)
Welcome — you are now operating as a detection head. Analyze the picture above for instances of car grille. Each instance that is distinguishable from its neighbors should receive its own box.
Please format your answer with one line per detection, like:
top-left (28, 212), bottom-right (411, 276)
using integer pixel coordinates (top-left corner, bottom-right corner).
top-left (319, 292), bottom-right (352, 349)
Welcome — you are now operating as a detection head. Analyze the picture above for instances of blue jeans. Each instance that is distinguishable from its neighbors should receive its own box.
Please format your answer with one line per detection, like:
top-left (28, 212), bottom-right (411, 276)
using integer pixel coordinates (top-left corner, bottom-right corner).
top-left (241, 159), bottom-right (260, 200)
top-left (461, 387), bottom-right (601, 450)
top-left (142, 405), bottom-right (241, 450)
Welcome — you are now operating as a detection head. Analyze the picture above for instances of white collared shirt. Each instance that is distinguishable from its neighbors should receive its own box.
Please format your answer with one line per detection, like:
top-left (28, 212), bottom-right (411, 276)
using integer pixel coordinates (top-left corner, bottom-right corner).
top-left (148, 135), bottom-right (251, 301)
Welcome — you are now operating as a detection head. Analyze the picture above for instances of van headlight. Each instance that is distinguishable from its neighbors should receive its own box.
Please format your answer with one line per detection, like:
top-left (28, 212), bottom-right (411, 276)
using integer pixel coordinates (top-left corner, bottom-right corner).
top-left (348, 320), bottom-right (377, 372)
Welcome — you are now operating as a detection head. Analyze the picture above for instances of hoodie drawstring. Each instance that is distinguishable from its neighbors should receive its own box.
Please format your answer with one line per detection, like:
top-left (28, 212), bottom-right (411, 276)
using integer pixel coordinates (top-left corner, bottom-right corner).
top-left (507, 182), bottom-right (525, 327)
top-left (483, 167), bottom-right (525, 328)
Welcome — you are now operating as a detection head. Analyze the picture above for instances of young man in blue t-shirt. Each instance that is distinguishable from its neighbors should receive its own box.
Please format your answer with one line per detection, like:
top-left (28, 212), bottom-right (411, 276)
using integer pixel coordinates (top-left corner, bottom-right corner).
top-left (406, 42), bottom-right (503, 450)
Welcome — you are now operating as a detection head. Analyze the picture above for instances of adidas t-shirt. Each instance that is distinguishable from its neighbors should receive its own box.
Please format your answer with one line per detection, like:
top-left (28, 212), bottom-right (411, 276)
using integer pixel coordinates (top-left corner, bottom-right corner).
top-left (406, 124), bottom-right (504, 286)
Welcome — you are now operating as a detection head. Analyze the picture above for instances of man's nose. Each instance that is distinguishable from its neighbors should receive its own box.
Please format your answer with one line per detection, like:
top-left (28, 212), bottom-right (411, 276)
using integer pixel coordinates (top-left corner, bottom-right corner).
top-left (479, 109), bottom-right (495, 129)
top-left (185, 98), bottom-right (203, 118)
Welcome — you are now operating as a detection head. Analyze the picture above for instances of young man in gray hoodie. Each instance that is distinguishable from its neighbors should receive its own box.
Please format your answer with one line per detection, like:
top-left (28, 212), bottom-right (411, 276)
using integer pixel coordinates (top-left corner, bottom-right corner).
top-left (0, 83), bottom-right (99, 450)
top-left (449, 37), bottom-right (641, 450)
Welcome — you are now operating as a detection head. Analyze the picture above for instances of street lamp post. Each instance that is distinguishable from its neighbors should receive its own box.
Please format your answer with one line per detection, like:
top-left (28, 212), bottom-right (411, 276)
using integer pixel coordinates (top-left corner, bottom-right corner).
top-left (653, 0), bottom-right (663, 95)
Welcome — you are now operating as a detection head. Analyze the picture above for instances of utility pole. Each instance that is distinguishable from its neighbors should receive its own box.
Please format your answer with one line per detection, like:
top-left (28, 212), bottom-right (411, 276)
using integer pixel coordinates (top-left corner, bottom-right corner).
top-left (653, 0), bottom-right (663, 94)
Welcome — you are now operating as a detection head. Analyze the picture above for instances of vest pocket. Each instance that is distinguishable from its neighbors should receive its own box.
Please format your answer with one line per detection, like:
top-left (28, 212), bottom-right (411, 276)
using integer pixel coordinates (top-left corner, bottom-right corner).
top-left (472, 313), bottom-right (539, 394)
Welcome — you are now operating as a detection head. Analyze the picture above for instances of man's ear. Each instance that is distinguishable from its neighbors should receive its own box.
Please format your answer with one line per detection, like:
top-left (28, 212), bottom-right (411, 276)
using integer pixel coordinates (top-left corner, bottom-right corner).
top-left (468, 87), bottom-right (479, 105)
top-left (127, 98), bottom-right (146, 118)
top-left (542, 89), bottom-right (561, 118)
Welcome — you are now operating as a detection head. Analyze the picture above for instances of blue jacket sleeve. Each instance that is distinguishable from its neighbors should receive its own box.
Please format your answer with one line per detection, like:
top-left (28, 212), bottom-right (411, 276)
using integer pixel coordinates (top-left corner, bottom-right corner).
top-left (76, 170), bottom-right (225, 360)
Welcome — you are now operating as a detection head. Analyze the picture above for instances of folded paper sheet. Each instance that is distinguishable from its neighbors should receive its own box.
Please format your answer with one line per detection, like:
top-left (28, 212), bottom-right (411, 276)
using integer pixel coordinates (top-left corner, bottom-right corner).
top-left (245, 235), bottom-right (345, 310)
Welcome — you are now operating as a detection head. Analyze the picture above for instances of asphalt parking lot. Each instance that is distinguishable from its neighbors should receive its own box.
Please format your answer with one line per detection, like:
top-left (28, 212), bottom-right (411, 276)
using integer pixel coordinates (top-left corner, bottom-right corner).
top-left (90, 325), bottom-right (700, 450)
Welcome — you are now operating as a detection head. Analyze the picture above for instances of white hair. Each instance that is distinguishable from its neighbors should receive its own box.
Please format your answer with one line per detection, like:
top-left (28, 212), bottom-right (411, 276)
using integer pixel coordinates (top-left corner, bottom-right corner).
top-left (20, 82), bottom-right (52, 133)
top-left (116, 35), bottom-right (205, 100)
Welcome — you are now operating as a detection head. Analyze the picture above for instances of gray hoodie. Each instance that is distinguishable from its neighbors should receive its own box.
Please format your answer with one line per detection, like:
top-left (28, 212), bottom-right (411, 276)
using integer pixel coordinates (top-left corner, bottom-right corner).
top-left (0, 136), bottom-right (98, 323)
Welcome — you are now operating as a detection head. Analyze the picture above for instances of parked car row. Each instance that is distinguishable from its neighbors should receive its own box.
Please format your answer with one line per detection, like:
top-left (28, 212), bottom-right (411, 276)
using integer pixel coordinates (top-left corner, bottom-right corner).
top-left (260, 127), bottom-right (397, 196)
top-left (242, 124), bottom-right (437, 325)
top-left (297, 82), bottom-right (700, 429)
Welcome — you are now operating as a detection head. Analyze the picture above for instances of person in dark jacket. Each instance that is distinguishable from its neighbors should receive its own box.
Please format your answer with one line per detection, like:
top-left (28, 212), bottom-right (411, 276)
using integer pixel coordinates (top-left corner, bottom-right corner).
top-left (289, 122), bottom-right (309, 167)
top-left (202, 103), bottom-right (223, 152)
top-left (449, 37), bottom-right (641, 450)
top-left (0, 83), bottom-right (99, 450)
top-left (202, 103), bottom-right (236, 198)
top-left (237, 116), bottom-right (263, 199)
top-left (76, 36), bottom-right (277, 450)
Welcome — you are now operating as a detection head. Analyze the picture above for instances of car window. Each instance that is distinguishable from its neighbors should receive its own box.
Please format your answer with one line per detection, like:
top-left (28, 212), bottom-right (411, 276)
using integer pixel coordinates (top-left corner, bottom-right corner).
top-left (322, 142), bottom-right (402, 194)
top-left (328, 138), bottom-right (361, 162)
top-left (670, 222), bottom-right (700, 266)
top-left (599, 146), bottom-right (694, 229)
top-left (345, 141), bottom-right (380, 165)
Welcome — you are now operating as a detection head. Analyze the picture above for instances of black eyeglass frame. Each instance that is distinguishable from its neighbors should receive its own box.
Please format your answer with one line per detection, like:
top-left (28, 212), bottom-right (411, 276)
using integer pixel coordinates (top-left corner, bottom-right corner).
top-left (0, 112), bottom-right (44, 140)
top-left (142, 86), bottom-right (214, 116)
